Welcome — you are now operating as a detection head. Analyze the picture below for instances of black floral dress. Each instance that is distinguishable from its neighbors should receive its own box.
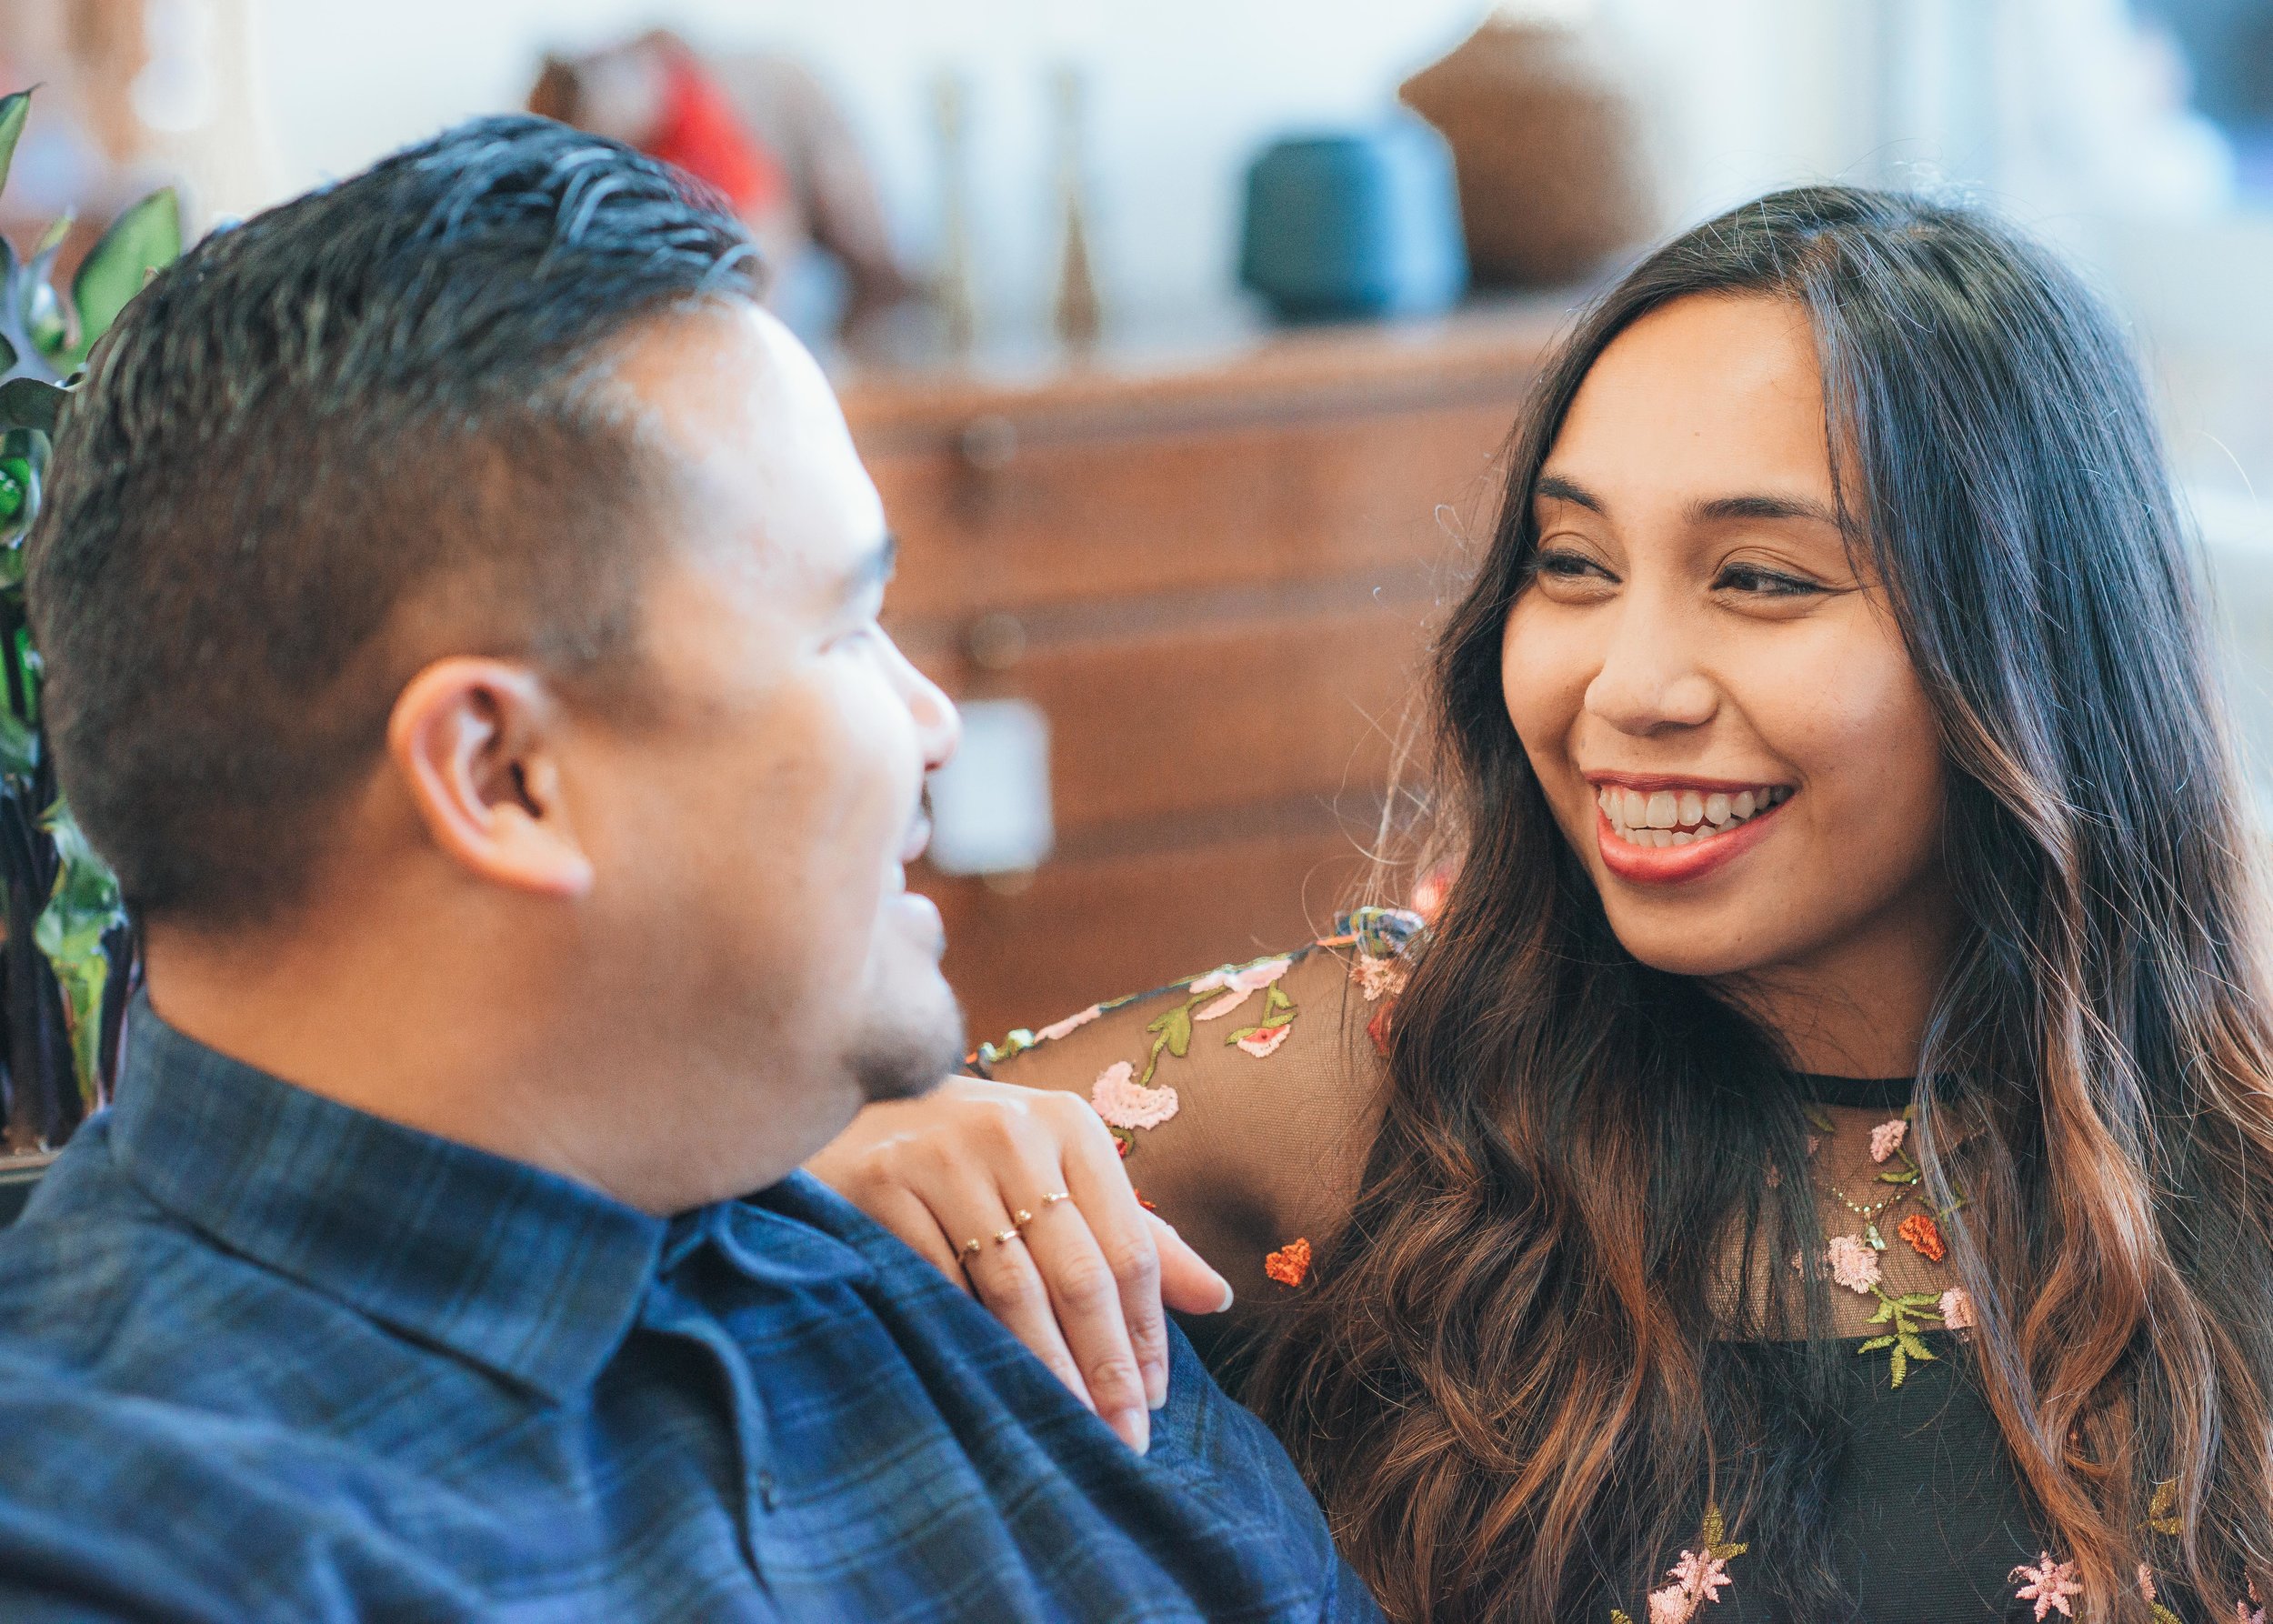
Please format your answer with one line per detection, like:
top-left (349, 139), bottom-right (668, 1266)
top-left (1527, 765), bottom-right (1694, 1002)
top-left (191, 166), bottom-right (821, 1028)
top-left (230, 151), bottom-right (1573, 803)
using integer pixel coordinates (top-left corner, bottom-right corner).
top-left (974, 912), bottom-right (2235, 1623)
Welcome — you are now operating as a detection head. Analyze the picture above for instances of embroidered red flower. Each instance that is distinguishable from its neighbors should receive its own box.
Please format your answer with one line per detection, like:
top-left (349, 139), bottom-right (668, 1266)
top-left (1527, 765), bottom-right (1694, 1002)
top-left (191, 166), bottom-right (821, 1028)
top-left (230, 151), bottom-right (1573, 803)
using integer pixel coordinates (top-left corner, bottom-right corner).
top-left (1264, 1237), bottom-right (1312, 1288)
top-left (1897, 1212), bottom-right (1947, 1263)
top-left (1367, 1000), bottom-right (1395, 1057)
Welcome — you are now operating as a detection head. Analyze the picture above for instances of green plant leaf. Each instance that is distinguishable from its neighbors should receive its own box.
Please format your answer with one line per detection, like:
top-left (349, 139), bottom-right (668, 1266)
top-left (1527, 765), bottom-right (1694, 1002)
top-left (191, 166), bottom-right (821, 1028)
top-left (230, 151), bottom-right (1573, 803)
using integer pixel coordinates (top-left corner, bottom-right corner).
top-left (1856, 1334), bottom-right (1896, 1353)
top-left (0, 376), bottom-right (64, 436)
top-left (0, 92), bottom-right (31, 205)
top-left (34, 799), bottom-right (125, 1107)
top-left (70, 189), bottom-right (180, 360)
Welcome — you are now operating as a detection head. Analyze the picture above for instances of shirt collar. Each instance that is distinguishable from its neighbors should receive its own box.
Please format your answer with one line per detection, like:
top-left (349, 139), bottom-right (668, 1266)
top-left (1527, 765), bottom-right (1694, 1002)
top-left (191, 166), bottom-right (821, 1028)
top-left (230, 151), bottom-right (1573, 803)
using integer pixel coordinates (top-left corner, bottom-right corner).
top-left (108, 996), bottom-right (668, 1404)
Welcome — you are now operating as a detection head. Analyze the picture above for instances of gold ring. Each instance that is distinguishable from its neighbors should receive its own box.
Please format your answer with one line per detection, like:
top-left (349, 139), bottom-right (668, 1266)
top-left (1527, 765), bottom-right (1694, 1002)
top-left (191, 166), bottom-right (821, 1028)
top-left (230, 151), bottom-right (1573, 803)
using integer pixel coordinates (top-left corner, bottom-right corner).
top-left (993, 1227), bottom-right (1024, 1247)
top-left (1038, 1190), bottom-right (1073, 1210)
top-left (1012, 1208), bottom-right (1035, 1226)
top-left (961, 1237), bottom-right (984, 1258)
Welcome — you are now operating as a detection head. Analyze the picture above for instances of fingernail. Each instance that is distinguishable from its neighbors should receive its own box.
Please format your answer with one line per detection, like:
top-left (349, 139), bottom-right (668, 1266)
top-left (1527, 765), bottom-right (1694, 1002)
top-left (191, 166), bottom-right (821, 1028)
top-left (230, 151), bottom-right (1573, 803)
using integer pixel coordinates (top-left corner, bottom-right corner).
top-left (1213, 1277), bottom-right (1235, 1312)
top-left (1144, 1359), bottom-right (1167, 1410)
top-left (1108, 1407), bottom-right (1150, 1455)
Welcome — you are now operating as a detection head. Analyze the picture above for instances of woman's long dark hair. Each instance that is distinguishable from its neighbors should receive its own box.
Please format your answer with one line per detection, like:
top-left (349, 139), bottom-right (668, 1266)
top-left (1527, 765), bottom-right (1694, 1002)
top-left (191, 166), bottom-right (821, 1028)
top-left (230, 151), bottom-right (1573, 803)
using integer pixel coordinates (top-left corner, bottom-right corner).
top-left (1254, 186), bottom-right (2273, 1621)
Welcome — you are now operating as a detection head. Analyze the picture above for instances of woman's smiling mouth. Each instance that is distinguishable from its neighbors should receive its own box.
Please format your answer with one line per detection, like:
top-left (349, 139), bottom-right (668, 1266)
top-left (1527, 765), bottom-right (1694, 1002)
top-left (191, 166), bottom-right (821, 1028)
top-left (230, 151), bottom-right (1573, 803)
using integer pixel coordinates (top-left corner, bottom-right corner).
top-left (1587, 776), bottom-right (1794, 884)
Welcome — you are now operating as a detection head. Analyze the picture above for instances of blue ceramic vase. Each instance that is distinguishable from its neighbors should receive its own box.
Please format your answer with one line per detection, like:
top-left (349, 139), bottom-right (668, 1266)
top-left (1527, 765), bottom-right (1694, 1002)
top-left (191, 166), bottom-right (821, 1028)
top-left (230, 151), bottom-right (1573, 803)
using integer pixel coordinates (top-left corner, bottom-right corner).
top-left (1238, 120), bottom-right (1468, 321)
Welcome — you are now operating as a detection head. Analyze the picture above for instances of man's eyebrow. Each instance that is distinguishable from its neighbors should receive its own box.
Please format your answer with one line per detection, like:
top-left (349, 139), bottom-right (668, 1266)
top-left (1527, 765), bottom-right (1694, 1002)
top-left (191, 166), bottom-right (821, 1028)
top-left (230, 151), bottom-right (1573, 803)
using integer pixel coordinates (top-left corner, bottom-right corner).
top-left (1690, 492), bottom-right (1843, 527)
top-left (1534, 474), bottom-right (1605, 513)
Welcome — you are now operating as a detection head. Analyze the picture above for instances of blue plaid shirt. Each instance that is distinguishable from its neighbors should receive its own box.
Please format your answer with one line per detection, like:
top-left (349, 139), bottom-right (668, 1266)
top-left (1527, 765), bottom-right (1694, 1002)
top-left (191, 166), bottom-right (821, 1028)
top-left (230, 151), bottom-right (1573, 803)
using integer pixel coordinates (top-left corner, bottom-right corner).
top-left (0, 999), bottom-right (1378, 1622)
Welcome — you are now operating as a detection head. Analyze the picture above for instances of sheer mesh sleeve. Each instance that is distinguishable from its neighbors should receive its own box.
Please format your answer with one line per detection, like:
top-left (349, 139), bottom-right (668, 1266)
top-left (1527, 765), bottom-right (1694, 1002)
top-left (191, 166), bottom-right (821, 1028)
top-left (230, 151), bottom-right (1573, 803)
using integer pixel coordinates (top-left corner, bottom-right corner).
top-left (970, 908), bottom-right (1419, 1347)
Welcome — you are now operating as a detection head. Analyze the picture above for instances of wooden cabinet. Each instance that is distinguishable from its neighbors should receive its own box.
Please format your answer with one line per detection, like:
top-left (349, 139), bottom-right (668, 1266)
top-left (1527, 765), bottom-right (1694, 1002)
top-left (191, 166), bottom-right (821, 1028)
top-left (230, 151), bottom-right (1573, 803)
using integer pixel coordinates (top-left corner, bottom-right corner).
top-left (839, 306), bottom-right (1559, 1044)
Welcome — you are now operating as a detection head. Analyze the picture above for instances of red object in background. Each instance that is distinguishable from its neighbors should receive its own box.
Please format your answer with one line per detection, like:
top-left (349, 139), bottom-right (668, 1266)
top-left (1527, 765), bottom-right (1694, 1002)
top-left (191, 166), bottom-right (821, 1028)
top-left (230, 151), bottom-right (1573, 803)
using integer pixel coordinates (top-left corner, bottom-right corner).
top-left (647, 45), bottom-right (788, 217)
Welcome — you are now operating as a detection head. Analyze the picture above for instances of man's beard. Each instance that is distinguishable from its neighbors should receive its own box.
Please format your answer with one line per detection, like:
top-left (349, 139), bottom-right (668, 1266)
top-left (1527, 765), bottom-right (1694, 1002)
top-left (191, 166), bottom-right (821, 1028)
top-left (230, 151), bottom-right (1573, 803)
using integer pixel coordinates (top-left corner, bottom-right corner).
top-left (847, 977), bottom-right (966, 1104)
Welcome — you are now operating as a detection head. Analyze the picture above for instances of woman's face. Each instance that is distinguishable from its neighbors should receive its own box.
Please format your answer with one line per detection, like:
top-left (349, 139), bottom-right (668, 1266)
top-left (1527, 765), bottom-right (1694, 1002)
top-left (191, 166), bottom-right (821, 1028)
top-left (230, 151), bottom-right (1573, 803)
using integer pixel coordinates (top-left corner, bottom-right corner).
top-left (1501, 294), bottom-right (1955, 1049)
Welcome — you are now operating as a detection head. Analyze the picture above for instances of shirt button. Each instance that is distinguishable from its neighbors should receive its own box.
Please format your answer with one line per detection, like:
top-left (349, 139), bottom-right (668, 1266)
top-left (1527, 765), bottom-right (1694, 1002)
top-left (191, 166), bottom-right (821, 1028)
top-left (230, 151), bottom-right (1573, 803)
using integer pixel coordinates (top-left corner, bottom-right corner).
top-left (756, 1471), bottom-right (778, 1513)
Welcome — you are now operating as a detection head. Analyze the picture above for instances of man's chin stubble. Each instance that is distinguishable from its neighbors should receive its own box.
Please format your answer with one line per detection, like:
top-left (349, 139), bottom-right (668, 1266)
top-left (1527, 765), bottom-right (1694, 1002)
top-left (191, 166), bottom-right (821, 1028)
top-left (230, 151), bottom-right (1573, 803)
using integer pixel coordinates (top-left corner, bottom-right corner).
top-left (849, 996), bottom-right (966, 1104)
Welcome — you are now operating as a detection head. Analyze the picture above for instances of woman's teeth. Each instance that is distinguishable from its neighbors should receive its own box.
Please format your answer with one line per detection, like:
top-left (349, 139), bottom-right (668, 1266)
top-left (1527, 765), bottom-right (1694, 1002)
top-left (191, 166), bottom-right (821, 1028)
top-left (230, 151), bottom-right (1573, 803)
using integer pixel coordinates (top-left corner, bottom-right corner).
top-left (1596, 783), bottom-right (1791, 847)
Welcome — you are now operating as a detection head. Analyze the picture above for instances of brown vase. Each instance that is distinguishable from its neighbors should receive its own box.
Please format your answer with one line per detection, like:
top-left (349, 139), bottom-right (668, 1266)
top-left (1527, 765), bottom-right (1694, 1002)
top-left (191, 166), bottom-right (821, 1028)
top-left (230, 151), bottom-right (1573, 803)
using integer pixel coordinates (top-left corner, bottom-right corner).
top-left (1400, 15), bottom-right (1659, 287)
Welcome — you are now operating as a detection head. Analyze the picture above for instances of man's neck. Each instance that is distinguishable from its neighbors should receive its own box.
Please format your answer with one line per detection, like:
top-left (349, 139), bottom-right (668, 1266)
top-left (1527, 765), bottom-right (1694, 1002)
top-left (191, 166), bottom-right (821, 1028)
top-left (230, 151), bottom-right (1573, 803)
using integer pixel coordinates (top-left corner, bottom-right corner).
top-left (139, 916), bottom-right (819, 1217)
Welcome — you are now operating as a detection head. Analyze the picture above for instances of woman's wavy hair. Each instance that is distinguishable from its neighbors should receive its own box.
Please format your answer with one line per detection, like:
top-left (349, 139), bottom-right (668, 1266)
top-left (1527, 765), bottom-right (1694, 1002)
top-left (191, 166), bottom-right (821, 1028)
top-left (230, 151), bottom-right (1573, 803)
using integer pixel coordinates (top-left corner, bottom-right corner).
top-left (1254, 185), bottom-right (2273, 1621)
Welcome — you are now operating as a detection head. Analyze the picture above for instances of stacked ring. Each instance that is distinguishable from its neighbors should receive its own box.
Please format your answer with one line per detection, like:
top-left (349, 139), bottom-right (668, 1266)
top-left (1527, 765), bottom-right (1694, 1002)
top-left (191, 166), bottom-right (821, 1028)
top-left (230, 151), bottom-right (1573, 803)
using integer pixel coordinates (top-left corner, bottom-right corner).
top-left (960, 1237), bottom-right (985, 1259)
top-left (1038, 1189), bottom-right (1073, 1210)
top-left (992, 1227), bottom-right (1023, 1247)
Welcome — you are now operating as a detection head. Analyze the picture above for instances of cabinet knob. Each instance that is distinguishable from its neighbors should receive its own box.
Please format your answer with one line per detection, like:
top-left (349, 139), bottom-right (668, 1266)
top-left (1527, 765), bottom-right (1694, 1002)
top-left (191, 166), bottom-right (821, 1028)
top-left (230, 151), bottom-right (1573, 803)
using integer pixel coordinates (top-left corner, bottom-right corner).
top-left (965, 611), bottom-right (1028, 672)
top-left (958, 414), bottom-right (1019, 472)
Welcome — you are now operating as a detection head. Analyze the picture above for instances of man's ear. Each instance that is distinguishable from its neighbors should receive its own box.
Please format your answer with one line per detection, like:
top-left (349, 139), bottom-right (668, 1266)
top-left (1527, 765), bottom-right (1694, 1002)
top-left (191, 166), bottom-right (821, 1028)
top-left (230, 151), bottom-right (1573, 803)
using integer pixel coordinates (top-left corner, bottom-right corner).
top-left (386, 658), bottom-right (595, 898)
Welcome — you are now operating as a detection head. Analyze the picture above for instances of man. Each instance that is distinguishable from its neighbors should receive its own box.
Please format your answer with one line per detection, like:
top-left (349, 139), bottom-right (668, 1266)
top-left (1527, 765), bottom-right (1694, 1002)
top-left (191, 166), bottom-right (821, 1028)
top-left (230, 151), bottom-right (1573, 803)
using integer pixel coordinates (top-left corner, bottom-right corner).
top-left (0, 117), bottom-right (1377, 1622)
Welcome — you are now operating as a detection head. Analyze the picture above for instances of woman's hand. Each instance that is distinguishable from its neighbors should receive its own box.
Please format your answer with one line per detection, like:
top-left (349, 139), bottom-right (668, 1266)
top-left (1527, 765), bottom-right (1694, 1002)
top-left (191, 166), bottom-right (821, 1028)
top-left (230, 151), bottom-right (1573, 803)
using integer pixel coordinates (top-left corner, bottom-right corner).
top-left (806, 1077), bottom-right (1234, 1454)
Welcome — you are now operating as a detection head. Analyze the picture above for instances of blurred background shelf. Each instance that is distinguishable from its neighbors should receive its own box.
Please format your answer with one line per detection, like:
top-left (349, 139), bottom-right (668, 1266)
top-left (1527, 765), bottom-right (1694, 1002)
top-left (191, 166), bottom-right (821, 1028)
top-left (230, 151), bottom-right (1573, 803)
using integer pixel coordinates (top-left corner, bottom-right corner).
top-left (841, 303), bottom-right (1556, 1038)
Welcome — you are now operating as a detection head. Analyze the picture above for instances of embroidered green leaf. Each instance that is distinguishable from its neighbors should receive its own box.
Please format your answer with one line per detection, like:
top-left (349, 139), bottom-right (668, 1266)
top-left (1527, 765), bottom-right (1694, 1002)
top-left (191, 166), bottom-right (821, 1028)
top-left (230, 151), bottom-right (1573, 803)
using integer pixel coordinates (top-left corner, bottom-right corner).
top-left (1867, 1297), bottom-right (1898, 1325)
top-left (1877, 1167), bottom-right (1921, 1184)
top-left (1610, 1612), bottom-right (1635, 1624)
top-left (1889, 1344), bottom-right (1909, 1387)
top-left (1897, 1332), bottom-right (1936, 1362)
top-left (1857, 1334), bottom-right (1896, 1353)
top-left (1804, 1104), bottom-right (1836, 1133)
top-left (2150, 1606), bottom-right (2183, 1624)
top-left (1699, 1505), bottom-right (1727, 1549)
top-left (1894, 1292), bottom-right (1941, 1309)
top-left (1866, 1222), bottom-right (1887, 1251)
top-left (1264, 983), bottom-right (1293, 1016)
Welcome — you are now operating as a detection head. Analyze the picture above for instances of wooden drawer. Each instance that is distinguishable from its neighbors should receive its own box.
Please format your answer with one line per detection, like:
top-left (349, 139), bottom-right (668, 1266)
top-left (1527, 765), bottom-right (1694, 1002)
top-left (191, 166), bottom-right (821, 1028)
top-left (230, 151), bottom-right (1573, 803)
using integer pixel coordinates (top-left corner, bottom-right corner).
top-left (864, 395), bottom-right (1517, 621)
top-left (892, 575), bottom-right (1438, 837)
top-left (922, 811), bottom-right (1378, 1047)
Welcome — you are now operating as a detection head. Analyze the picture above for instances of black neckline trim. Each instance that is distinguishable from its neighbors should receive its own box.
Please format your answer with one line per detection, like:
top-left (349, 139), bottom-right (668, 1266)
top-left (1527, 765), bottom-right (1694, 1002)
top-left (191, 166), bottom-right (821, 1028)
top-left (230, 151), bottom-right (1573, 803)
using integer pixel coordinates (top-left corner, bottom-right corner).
top-left (1800, 1074), bottom-right (1915, 1111)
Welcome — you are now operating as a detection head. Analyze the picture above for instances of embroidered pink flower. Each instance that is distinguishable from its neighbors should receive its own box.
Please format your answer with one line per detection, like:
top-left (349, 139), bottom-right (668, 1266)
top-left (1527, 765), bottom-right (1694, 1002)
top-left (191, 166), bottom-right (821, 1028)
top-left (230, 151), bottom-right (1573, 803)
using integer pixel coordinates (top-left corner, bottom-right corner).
top-left (1938, 1287), bottom-right (1976, 1329)
top-left (1349, 953), bottom-right (1408, 1002)
top-left (1090, 1061), bottom-right (1178, 1131)
top-left (1826, 1233), bottom-right (1882, 1294)
top-left (2138, 1565), bottom-right (2157, 1603)
top-left (1191, 957), bottom-right (1292, 1021)
top-left (1036, 1004), bottom-right (1102, 1042)
top-left (1669, 1550), bottom-right (1732, 1607)
top-left (1647, 1586), bottom-right (1692, 1624)
top-left (2010, 1554), bottom-right (2082, 1619)
top-left (1236, 1024), bottom-right (1292, 1058)
top-left (1869, 1118), bottom-right (1908, 1163)
top-left (2241, 1596), bottom-right (2267, 1624)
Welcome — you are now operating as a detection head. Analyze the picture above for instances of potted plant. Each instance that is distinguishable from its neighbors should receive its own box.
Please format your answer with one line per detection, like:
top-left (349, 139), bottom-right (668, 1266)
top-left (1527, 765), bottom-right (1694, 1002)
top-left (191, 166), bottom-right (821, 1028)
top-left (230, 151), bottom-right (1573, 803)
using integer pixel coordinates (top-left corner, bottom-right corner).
top-left (0, 89), bottom-right (181, 1173)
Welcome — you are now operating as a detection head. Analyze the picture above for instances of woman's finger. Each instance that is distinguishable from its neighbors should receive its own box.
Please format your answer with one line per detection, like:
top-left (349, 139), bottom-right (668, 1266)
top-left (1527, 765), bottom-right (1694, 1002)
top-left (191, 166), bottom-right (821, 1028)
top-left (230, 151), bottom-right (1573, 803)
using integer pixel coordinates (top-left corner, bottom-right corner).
top-left (1016, 1182), bottom-right (1155, 1450)
top-left (1051, 1095), bottom-right (1186, 1413)
top-left (1147, 1209), bottom-right (1236, 1315)
top-left (939, 1181), bottom-right (1104, 1420)
top-left (863, 1186), bottom-right (975, 1294)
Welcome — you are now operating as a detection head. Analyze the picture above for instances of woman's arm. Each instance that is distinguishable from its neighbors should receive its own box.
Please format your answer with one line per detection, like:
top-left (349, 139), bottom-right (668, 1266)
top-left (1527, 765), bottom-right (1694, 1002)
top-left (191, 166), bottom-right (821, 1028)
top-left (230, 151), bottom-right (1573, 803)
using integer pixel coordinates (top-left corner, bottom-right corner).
top-left (806, 910), bottom-right (1415, 1447)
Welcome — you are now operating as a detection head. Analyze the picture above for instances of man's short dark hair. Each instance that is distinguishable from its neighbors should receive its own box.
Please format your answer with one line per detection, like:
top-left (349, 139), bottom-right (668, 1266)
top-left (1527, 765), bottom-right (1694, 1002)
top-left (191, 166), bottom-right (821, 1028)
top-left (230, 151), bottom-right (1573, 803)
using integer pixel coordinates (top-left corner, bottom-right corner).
top-left (26, 115), bottom-right (761, 925)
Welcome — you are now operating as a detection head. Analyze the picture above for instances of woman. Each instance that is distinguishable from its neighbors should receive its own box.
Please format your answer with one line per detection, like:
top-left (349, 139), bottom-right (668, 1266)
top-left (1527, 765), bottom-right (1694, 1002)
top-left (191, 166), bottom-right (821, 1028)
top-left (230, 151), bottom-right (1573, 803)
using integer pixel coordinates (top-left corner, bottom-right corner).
top-left (809, 186), bottom-right (2273, 1622)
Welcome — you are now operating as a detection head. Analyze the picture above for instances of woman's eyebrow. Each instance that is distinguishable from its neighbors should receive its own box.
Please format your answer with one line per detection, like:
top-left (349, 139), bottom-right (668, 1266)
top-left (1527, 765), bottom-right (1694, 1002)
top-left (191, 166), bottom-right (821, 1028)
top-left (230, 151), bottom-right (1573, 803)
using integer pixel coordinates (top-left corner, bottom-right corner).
top-left (1535, 474), bottom-right (1604, 512)
top-left (1690, 492), bottom-right (1842, 526)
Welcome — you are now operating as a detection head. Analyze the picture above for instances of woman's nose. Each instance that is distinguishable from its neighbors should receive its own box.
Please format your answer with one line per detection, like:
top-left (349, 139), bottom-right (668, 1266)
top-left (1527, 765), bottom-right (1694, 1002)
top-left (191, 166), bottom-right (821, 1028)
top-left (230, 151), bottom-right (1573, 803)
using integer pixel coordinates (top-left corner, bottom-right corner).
top-left (1582, 597), bottom-right (1718, 736)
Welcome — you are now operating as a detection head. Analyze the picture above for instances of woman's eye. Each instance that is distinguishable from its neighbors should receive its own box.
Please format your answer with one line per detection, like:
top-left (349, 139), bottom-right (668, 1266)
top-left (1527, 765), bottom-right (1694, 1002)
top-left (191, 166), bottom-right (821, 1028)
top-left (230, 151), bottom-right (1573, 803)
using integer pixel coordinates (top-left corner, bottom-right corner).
top-left (1531, 548), bottom-right (1614, 583)
top-left (1715, 563), bottom-right (1824, 597)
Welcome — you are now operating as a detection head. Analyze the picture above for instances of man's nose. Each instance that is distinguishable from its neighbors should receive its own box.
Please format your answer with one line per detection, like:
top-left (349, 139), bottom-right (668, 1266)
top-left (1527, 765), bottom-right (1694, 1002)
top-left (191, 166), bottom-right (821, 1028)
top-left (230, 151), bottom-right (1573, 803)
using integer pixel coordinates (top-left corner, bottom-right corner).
top-left (1582, 592), bottom-right (1717, 737)
top-left (906, 657), bottom-right (961, 772)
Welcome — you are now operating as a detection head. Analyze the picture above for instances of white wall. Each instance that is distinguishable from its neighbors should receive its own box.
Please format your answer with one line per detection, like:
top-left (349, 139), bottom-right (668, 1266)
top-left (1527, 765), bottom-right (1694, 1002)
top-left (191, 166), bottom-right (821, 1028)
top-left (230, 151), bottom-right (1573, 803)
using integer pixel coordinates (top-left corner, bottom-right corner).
top-left (239, 0), bottom-right (1918, 329)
